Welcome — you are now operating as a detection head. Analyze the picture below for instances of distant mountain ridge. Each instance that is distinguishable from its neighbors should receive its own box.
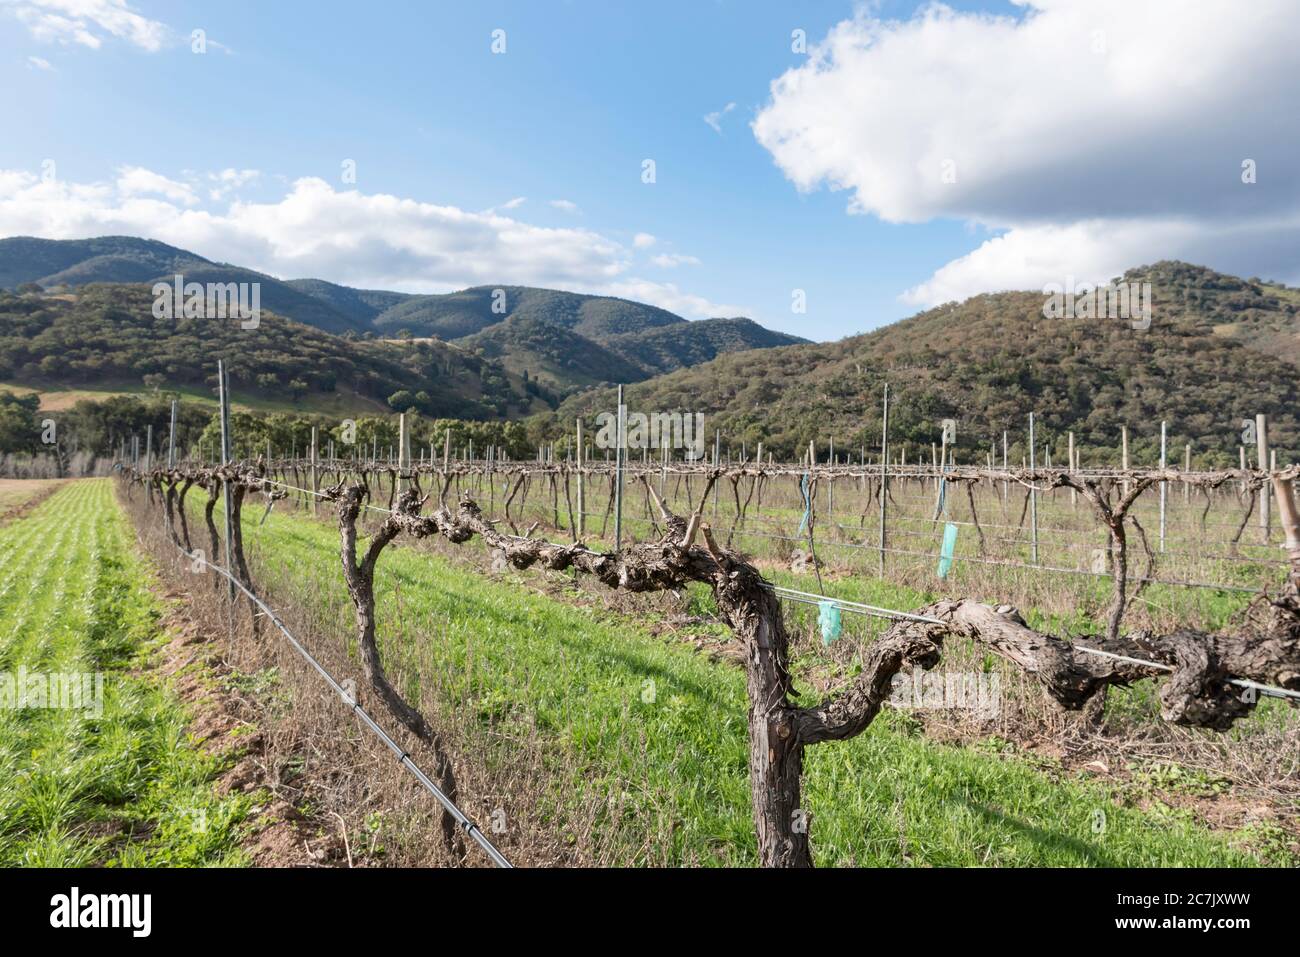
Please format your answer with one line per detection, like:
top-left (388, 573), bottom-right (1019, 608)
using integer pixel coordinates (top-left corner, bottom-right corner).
top-left (0, 282), bottom-right (541, 419)
top-left (0, 236), bottom-right (808, 393)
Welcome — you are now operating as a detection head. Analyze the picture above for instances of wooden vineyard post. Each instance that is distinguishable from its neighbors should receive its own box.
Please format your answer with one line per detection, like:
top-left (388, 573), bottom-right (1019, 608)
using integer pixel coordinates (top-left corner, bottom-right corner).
top-left (827, 437), bottom-right (834, 521)
top-left (1028, 413), bottom-right (1039, 564)
top-left (659, 441), bottom-right (668, 500)
top-left (168, 399), bottom-right (178, 468)
top-left (879, 383), bottom-right (889, 577)
top-left (310, 425), bottom-right (319, 516)
top-left (1184, 443), bottom-right (1191, 503)
top-left (713, 429), bottom-right (721, 517)
top-left (1159, 421), bottom-right (1167, 553)
top-left (1068, 430), bottom-right (1076, 508)
top-left (1001, 430), bottom-right (1009, 506)
top-left (442, 427), bottom-right (451, 499)
top-left (576, 418), bottom-right (585, 538)
top-left (1274, 474), bottom-right (1300, 586)
top-left (614, 384), bottom-right (625, 550)
top-left (398, 414), bottom-right (410, 496)
top-left (1257, 413), bottom-right (1270, 543)
top-left (217, 360), bottom-right (236, 620)
top-left (1121, 424), bottom-right (1130, 497)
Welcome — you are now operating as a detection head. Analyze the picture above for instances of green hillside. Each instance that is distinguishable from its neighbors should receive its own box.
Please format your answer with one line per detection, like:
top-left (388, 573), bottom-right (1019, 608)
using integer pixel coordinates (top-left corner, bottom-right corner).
top-left (0, 284), bottom-right (542, 419)
top-left (285, 277), bottom-right (414, 328)
top-left (608, 316), bottom-right (807, 374)
top-left (0, 238), bottom-right (806, 394)
top-left (459, 312), bottom-right (648, 389)
top-left (557, 262), bottom-right (1300, 465)
top-left (0, 235), bottom-right (203, 288)
top-left (0, 236), bottom-right (370, 335)
top-left (371, 285), bottom-right (686, 339)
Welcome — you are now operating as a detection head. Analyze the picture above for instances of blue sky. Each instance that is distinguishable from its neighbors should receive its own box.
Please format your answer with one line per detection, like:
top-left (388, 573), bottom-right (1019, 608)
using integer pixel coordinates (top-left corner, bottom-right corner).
top-left (2, 0), bottom-right (1295, 342)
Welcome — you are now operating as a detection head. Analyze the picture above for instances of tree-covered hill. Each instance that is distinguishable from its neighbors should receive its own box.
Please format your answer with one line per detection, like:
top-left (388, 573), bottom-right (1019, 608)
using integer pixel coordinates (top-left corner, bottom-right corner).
top-left (0, 236), bottom-right (372, 335)
top-left (0, 235), bottom-right (204, 288)
top-left (0, 237), bottom-right (807, 392)
top-left (370, 285), bottom-right (688, 340)
top-left (0, 284), bottom-right (543, 419)
top-left (607, 316), bottom-right (807, 375)
top-left (459, 313), bottom-right (649, 390)
top-left (555, 263), bottom-right (1300, 467)
top-left (285, 277), bottom-right (414, 329)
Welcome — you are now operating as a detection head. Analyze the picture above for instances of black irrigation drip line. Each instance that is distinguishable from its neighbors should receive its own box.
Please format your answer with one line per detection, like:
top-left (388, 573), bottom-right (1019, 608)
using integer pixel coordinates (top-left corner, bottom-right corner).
top-left (155, 517), bottom-right (512, 869)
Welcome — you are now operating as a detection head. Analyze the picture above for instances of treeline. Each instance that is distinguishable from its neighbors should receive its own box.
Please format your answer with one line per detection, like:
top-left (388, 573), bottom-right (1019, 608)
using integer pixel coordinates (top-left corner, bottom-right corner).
top-left (0, 390), bottom-right (555, 467)
top-left (193, 412), bottom-right (547, 463)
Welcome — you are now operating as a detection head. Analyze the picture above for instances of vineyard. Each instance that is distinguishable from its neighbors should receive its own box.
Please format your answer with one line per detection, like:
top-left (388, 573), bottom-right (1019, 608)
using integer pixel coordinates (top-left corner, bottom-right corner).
top-left (0, 481), bottom-right (248, 866)
top-left (112, 402), bottom-right (1300, 867)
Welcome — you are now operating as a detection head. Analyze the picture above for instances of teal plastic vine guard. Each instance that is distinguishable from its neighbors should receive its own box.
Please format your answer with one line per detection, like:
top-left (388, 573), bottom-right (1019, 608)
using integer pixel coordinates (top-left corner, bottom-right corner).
top-left (937, 521), bottom-right (959, 579)
top-left (798, 472), bottom-right (811, 534)
top-left (818, 600), bottom-right (842, 644)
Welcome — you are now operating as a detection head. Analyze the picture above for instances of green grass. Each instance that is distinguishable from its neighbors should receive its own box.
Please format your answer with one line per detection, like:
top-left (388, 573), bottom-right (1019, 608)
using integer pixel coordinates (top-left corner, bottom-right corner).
top-left (0, 480), bottom-right (250, 866)
top-left (238, 502), bottom-right (1275, 867)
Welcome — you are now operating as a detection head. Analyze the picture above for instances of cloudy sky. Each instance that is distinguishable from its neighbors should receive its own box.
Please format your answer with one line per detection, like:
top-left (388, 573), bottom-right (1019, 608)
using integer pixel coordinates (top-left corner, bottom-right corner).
top-left (2, 0), bottom-right (1295, 340)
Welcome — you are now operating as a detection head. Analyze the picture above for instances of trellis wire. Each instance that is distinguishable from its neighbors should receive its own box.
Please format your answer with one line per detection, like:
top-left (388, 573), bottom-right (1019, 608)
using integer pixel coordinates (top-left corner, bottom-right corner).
top-left (252, 476), bottom-right (1299, 704)
top-left (158, 516), bottom-right (512, 868)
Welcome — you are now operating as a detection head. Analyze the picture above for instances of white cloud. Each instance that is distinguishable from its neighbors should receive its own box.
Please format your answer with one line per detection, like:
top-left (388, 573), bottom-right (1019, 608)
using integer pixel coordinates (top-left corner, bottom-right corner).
top-left (500, 196), bottom-right (526, 210)
top-left (632, 232), bottom-right (656, 249)
top-left (549, 198), bottom-right (579, 213)
top-left (205, 168), bottom-right (260, 201)
top-left (4, 0), bottom-right (169, 51)
top-left (704, 102), bottom-right (736, 134)
top-left (753, 0), bottom-right (1300, 304)
top-left (115, 166), bottom-right (198, 206)
top-left (901, 216), bottom-right (1300, 305)
top-left (26, 55), bottom-right (53, 69)
top-left (605, 279), bottom-right (748, 320)
top-left (0, 167), bottom-right (744, 318)
top-left (650, 253), bottom-right (701, 268)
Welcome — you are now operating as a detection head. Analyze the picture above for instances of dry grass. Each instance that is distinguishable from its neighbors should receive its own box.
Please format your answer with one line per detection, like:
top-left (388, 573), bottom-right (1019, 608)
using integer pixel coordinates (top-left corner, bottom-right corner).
top-left (0, 477), bottom-right (68, 524)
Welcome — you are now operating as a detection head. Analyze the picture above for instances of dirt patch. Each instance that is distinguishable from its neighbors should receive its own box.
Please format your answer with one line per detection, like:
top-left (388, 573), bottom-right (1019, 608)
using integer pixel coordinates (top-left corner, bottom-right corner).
top-left (0, 478), bottom-right (69, 526)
